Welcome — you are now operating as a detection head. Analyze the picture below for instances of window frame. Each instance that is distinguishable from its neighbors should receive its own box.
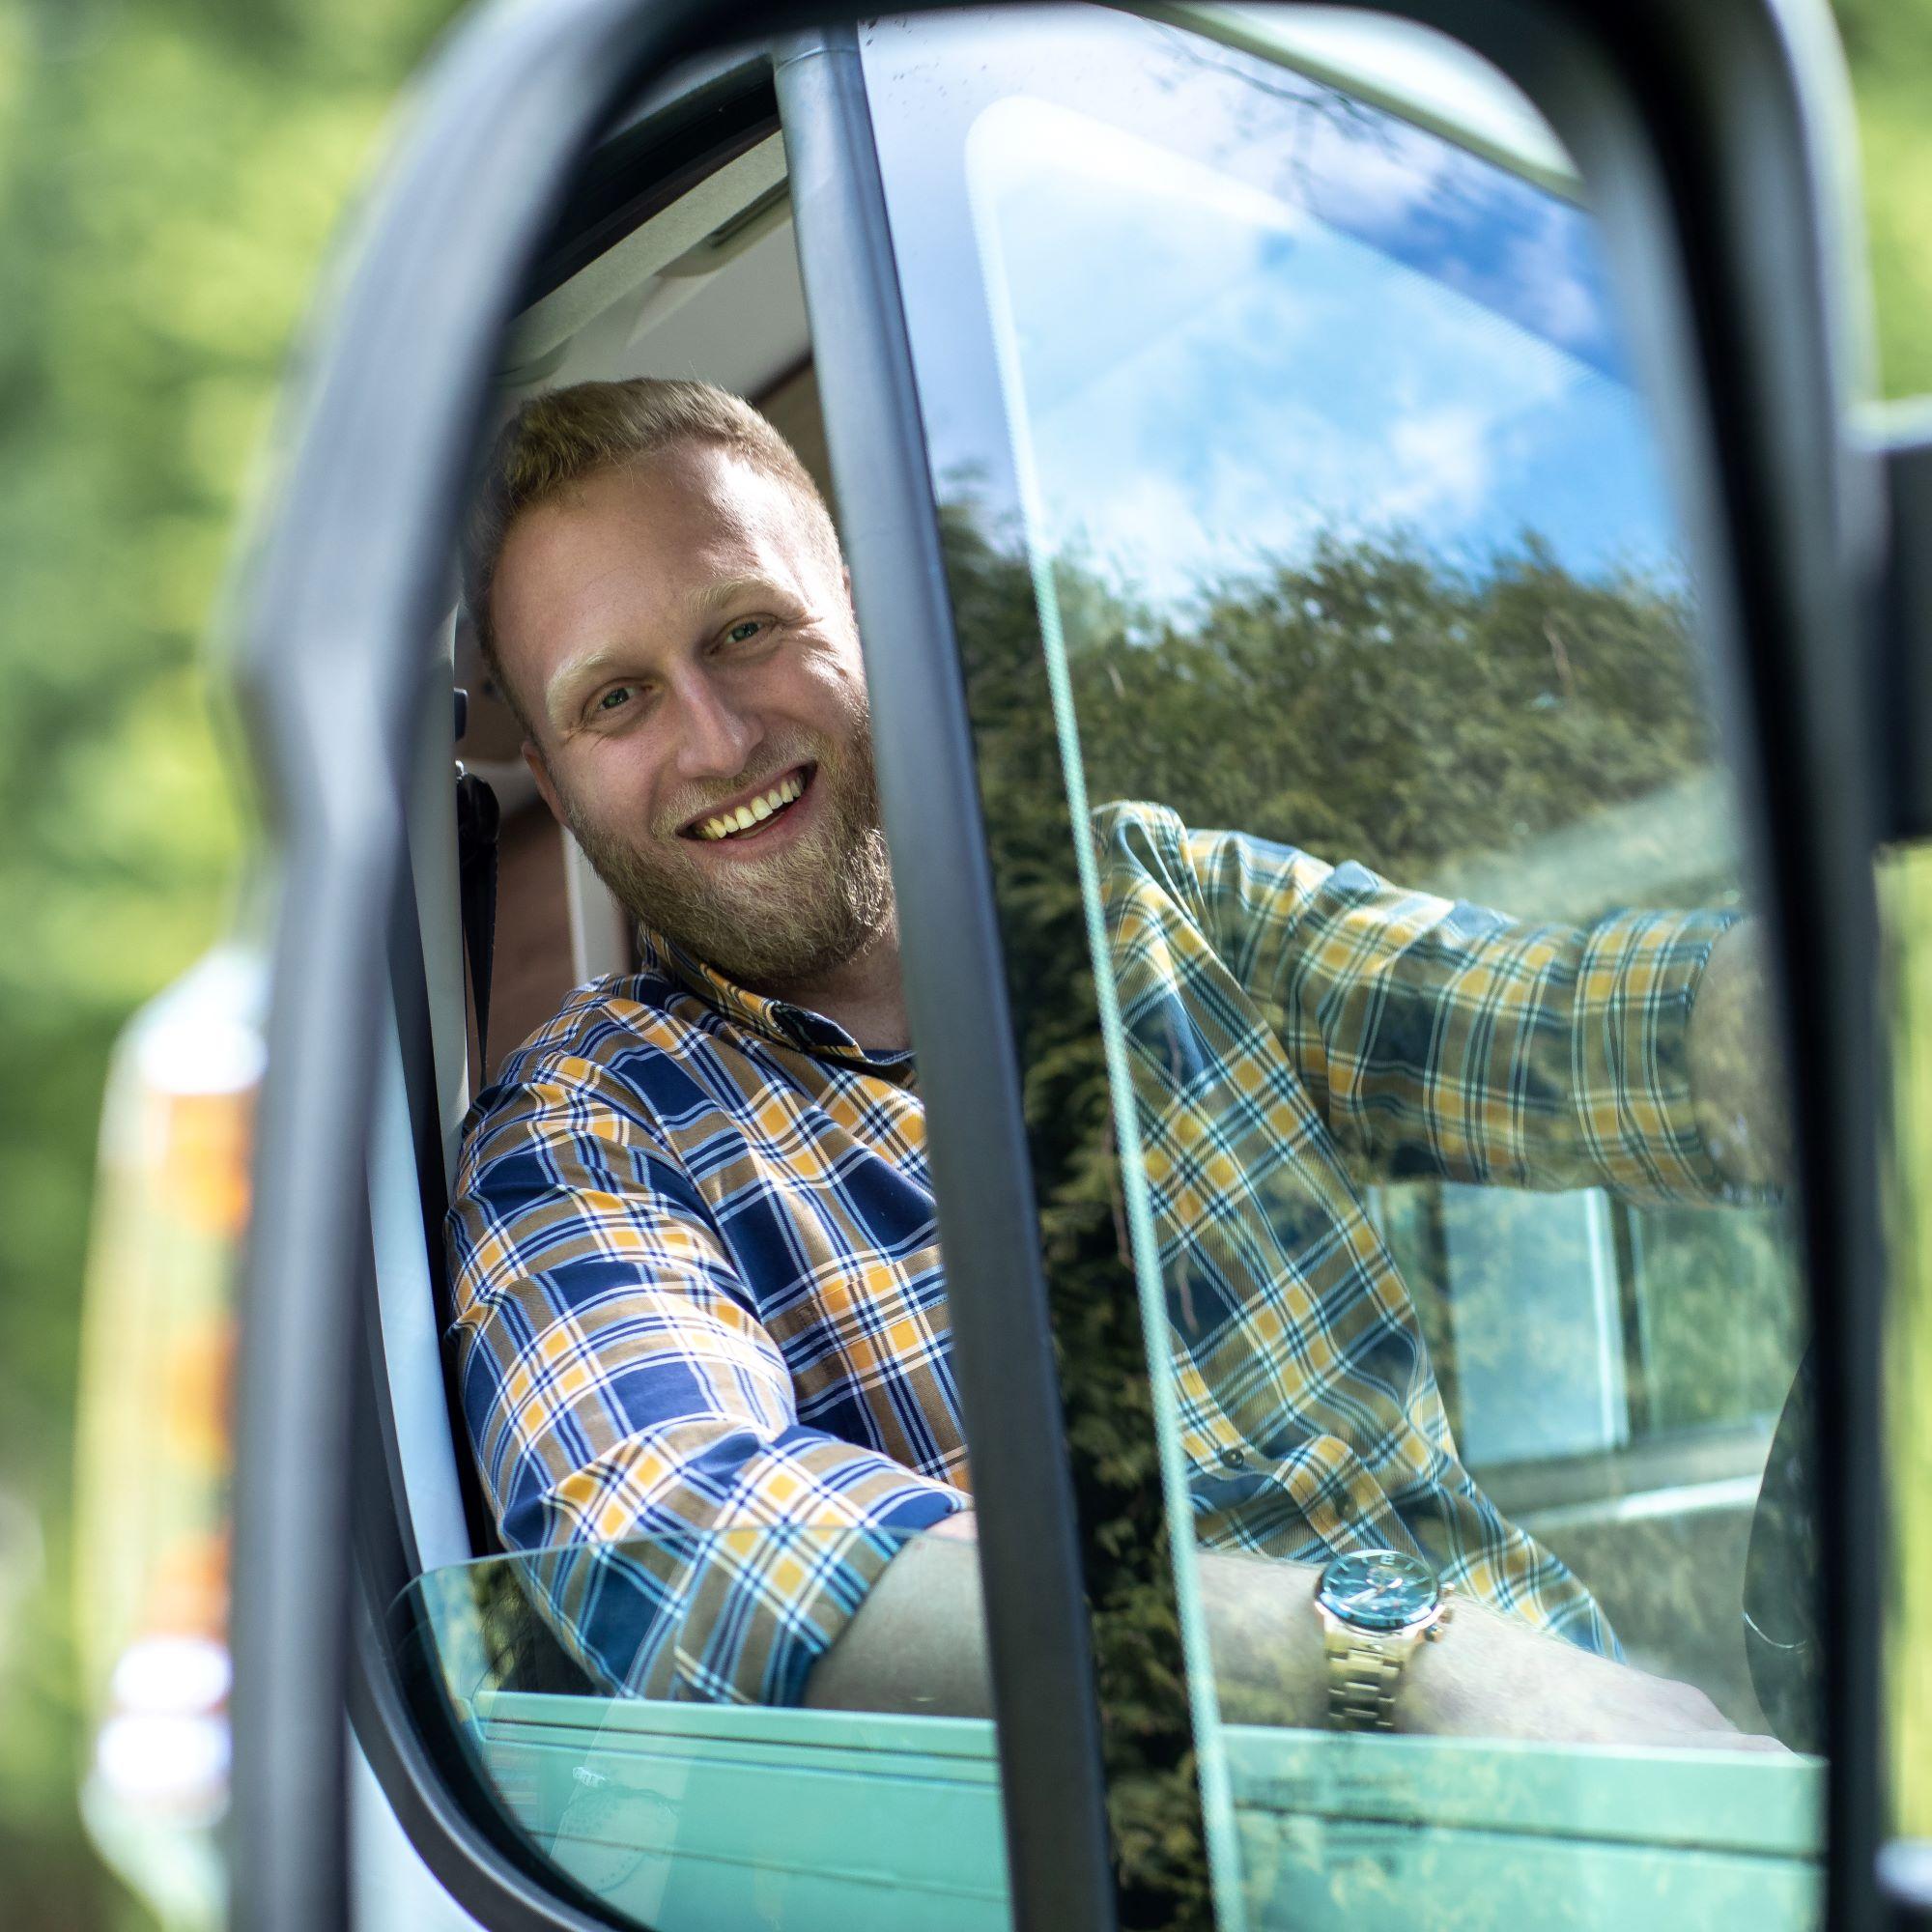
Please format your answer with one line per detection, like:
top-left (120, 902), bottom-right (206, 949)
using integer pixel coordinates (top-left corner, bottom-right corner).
top-left (221, 4), bottom-right (1894, 1932)
top-left (772, 29), bottom-right (1118, 1931)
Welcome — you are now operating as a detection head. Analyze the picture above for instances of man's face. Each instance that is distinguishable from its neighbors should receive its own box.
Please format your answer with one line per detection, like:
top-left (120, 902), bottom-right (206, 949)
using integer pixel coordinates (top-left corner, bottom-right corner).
top-left (491, 442), bottom-right (892, 994)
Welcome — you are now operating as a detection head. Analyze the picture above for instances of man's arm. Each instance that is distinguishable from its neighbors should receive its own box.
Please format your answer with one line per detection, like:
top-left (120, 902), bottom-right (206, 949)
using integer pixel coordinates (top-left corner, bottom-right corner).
top-left (448, 1089), bottom-right (967, 1703)
top-left (1687, 918), bottom-right (1791, 1189)
top-left (808, 1514), bottom-right (1774, 1749)
top-left (1158, 810), bottom-right (1767, 1205)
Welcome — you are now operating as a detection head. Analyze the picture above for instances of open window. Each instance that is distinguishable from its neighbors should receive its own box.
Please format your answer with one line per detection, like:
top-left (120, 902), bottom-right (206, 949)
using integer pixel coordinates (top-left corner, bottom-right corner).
top-left (367, 11), bottom-right (1831, 1926)
top-left (356, 45), bottom-right (1032, 1932)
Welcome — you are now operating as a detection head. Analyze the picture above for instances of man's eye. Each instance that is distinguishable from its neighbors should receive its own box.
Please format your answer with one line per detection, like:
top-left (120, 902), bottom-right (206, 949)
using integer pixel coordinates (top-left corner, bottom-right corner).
top-left (724, 619), bottom-right (763, 646)
top-left (595, 685), bottom-right (635, 714)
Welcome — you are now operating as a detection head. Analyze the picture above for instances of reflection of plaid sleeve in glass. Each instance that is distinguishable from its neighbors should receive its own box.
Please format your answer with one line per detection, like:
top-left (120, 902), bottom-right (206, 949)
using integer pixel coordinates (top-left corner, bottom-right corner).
top-left (1170, 815), bottom-right (1739, 1205)
top-left (445, 1094), bottom-right (964, 1704)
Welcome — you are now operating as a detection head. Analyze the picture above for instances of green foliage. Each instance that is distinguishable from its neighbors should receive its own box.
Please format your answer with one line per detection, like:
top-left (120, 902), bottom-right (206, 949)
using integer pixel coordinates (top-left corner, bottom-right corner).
top-left (1833, 0), bottom-right (1932, 398)
top-left (0, 1), bottom-right (456, 1924)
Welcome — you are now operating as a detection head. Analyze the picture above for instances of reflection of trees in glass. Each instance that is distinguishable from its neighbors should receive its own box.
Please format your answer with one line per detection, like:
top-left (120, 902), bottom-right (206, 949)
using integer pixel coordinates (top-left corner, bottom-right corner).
top-left (943, 503), bottom-right (1799, 1918)
top-left (1054, 526), bottom-right (1712, 883)
top-left (1062, 516), bottom-right (1799, 1452)
top-left (944, 503), bottom-right (1210, 1927)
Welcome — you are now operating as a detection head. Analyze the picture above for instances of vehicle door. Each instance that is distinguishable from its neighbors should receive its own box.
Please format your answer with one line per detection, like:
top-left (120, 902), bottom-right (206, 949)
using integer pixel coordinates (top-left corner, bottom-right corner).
top-left (204, 4), bottom-right (1922, 1932)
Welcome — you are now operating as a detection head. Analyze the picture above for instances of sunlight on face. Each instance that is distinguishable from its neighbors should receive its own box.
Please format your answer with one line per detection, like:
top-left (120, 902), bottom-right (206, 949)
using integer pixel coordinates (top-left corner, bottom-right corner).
top-left (491, 445), bottom-right (894, 992)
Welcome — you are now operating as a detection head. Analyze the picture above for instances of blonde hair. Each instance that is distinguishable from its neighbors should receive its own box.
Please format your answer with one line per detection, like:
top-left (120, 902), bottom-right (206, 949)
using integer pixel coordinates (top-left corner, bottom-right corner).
top-left (462, 377), bottom-right (837, 725)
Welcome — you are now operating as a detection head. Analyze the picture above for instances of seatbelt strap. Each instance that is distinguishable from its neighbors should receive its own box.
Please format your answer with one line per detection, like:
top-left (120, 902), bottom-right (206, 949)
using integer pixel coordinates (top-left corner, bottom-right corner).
top-left (456, 769), bottom-right (500, 1082)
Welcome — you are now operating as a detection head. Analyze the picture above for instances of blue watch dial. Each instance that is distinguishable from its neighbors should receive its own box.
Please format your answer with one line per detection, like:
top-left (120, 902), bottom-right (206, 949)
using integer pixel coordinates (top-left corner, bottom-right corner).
top-left (1316, 1549), bottom-right (1439, 1633)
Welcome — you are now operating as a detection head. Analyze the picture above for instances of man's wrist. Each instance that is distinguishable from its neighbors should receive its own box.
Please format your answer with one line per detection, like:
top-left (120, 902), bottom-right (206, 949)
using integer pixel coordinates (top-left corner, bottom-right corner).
top-left (1687, 917), bottom-right (1790, 1190)
top-left (1391, 1592), bottom-right (1507, 1735)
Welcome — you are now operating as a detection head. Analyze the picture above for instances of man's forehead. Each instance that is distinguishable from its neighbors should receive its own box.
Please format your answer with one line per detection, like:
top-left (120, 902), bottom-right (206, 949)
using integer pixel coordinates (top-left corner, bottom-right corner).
top-left (513, 455), bottom-right (788, 603)
top-left (526, 448), bottom-right (815, 584)
top-left (494, 448), bottom-right (829, 725)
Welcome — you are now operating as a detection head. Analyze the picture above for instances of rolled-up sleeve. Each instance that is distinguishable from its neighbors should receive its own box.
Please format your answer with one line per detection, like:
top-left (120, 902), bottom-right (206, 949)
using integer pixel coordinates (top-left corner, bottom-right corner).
top-left (445, 1076), bottom-right (964, 1704)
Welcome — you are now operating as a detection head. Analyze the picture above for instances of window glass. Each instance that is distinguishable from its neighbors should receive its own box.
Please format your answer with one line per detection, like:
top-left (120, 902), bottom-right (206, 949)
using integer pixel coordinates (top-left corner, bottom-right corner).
top-left (1884, 845), bottom-right (1932, 1853)
top-left (392, 1534), bottom-right (1009, 1932)
top-left (867, 7), bottom-right (1822, 1925)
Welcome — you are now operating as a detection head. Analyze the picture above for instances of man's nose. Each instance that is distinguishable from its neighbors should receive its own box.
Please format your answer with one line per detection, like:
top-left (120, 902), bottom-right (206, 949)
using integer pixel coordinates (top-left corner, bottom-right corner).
top-left (669, 669), bottom-right (758, 781)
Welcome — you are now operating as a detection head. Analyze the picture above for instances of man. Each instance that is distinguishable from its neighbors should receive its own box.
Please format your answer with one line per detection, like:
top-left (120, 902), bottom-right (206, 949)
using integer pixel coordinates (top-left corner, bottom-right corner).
top-left (448, 377), bottom-right (1785, 1745)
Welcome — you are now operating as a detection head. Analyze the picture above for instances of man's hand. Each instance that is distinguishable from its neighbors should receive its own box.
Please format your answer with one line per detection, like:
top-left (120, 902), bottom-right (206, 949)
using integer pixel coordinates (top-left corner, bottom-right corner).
top-left (1398, 1592), bottom-right (1785, 1752)
top-left (1687, 917), bottom-right (1792, 1191)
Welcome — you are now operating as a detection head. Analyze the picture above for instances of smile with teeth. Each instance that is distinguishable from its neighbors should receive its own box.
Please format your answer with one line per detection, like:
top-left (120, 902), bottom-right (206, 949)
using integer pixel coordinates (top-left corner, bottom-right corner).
top-left (691, 768), bottom-right (808, 841)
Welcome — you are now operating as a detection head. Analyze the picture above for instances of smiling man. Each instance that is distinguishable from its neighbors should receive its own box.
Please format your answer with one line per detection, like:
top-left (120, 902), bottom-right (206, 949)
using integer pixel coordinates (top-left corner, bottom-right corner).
top-left (485, 419), bottom-right (900, 1033)
top-left (447, 377), bottom-right (1786, 1747)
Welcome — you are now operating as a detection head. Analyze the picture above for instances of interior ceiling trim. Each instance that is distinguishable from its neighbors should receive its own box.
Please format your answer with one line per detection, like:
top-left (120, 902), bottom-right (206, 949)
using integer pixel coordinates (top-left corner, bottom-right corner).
top-left (500, 129), bottom-right (788, 380)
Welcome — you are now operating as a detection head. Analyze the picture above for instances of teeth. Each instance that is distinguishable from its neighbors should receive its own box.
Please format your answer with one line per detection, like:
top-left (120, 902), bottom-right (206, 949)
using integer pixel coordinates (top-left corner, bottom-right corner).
top-left (693, 769), bottom-right (809, 839)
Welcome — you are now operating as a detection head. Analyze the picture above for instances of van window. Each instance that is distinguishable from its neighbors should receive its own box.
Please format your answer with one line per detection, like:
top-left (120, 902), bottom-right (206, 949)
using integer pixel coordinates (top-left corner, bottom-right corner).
top-left (867, 7), bottom-right (1822, 1924)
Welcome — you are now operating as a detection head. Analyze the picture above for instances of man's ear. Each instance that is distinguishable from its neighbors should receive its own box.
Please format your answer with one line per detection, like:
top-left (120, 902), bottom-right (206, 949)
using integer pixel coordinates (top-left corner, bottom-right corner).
top-left (523, 738), bottom-right (566, 826)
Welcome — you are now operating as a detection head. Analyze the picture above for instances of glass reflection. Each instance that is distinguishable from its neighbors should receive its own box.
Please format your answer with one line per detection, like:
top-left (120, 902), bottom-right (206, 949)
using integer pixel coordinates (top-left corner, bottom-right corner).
top-left (394, 1533), bottom-right (1011, 1932)
top-left (866, 7), bottom-right (1820, 1927)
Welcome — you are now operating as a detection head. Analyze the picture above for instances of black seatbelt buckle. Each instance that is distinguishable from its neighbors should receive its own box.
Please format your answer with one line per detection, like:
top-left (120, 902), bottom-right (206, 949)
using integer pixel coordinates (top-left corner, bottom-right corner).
top-left (455, 770), bottom-right (501, 1081)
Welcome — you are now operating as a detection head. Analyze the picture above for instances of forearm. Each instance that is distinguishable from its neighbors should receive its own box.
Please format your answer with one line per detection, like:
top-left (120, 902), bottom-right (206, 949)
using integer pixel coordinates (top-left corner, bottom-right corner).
top-left (805, 1516), bottom-right (1768, 1749)
top-left (803, 1515), bottom-right (995, 1715)
top-left (1687, 917), bottom-right (1791, 1189)
top-left (802, 1520), bottom-right (1327, 1726)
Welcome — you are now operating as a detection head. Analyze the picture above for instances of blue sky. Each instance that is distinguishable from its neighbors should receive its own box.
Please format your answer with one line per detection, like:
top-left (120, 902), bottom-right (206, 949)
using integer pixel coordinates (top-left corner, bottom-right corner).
top-left (968, 93), bottom-right (1685, 612)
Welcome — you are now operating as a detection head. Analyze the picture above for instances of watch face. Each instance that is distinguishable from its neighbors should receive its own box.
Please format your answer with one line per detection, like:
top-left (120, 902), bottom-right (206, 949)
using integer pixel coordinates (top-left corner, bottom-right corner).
top-left (1317, 1549), bottom-right (1440, 1633)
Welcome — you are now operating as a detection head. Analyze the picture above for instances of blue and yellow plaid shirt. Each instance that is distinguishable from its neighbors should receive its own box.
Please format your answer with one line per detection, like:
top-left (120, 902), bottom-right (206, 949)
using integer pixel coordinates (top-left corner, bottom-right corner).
top-left (446, 802), bottom-right (1737, 1703)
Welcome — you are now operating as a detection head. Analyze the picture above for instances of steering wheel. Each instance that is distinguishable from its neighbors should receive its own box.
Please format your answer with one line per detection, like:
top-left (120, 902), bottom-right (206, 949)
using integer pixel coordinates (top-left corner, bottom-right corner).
top-left (1743, 1349), bottom-right (1823, 1753)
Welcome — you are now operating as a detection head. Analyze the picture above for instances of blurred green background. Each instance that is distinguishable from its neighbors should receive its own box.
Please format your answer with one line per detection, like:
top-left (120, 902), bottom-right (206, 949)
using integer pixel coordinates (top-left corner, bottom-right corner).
top-left (0, 0), bottom-right (1924, 1926)
top-left (0, 3), bottom-right (459, 1924)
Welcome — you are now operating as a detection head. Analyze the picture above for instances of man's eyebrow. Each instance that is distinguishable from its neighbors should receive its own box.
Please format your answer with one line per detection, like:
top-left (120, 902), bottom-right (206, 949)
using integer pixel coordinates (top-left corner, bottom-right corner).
top-left (690, 572), bottom-right (792, 616)
top-left (541, 578), bottom-right (795, 724)
top-left (543, 645), bottom-right (630, 725)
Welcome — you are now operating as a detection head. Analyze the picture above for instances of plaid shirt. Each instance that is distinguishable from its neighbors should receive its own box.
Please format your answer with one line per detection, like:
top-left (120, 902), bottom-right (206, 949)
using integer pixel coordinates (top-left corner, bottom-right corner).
top-left (446, 801), bottom-right (1736, 1703)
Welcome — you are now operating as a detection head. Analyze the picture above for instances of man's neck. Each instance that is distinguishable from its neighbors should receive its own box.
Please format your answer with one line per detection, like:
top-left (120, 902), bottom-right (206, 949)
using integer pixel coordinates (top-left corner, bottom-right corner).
top-left (775, 916), bottom-right (909, 1054)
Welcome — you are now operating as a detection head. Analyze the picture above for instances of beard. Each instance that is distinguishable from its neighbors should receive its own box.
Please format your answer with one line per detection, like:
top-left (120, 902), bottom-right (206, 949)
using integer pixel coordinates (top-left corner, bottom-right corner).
top-left (558, 710), bottom-right (895, 997)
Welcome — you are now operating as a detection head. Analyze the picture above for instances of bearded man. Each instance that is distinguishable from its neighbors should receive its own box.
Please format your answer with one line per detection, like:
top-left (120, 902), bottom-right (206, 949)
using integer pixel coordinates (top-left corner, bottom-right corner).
top-left (447, 377), bottom-right (1784, 1746)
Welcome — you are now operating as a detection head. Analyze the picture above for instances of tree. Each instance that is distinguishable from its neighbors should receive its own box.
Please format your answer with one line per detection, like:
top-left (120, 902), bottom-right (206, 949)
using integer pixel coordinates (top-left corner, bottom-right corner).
top-left (0, 4), bottom-right (458, 1925)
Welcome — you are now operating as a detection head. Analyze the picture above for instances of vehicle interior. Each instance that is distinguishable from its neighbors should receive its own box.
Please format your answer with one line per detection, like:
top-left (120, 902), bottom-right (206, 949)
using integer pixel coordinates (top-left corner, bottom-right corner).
top-left (355, 14), bottom-right (1824, 1931)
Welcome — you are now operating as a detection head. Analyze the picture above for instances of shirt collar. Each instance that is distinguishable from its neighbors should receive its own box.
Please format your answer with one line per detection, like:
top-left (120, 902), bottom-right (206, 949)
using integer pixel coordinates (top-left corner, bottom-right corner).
top-left (639, 928), bottom-right (910, 1072)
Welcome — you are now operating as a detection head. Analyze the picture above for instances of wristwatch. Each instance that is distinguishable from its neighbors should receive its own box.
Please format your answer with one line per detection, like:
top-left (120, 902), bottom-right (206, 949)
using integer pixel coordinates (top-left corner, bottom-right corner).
top-left (1313, 1548), bottom-right (1454, 1731)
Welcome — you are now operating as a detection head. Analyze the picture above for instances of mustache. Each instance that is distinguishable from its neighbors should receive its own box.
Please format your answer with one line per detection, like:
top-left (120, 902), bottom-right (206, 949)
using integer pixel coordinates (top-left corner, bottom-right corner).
top-left (654, 742), bottom-right (826, 838)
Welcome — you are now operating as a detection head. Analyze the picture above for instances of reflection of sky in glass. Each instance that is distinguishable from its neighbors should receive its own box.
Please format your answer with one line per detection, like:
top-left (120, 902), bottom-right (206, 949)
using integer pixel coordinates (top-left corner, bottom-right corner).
top-left (967, 94), bottom-right (1679, 609)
